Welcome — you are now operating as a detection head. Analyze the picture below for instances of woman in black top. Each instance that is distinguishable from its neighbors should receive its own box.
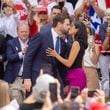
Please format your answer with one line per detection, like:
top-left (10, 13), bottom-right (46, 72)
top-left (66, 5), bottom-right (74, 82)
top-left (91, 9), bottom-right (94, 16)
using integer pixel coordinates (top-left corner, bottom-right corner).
top-left (46, 20), bottom-right (88, 92)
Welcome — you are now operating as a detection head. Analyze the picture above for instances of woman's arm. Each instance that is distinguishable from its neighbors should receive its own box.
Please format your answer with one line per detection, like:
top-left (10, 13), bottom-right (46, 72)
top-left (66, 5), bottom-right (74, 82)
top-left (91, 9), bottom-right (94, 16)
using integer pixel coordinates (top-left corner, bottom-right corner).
top-left (47, 41), bottom-right (80, 68)
top-left (74, 0), bottom-right (87, 18)
top-left (102, 36), bottom-right (110, 50)
top-left (91, 44), bottom-right (100, 65)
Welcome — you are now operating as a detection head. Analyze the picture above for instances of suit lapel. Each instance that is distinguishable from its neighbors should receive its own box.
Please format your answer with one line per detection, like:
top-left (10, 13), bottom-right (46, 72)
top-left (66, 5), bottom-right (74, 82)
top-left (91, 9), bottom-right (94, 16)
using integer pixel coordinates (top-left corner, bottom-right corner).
top-left (47, 30), bottom-right (54, 49)
top-left (45, 30), bottom-right (55, 64)
top-left (60, 38), bottom-right (67, 55)
top-left (14, 38), bottom-right (22, 52)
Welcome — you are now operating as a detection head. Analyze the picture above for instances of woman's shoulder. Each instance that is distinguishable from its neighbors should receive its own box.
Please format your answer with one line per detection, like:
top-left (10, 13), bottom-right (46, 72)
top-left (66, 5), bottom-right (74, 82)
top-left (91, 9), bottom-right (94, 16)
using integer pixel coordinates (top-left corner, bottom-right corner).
top-left (71, 41), bottom-right (80, 50)
top-left (72, 41), bottom-right (80, 46)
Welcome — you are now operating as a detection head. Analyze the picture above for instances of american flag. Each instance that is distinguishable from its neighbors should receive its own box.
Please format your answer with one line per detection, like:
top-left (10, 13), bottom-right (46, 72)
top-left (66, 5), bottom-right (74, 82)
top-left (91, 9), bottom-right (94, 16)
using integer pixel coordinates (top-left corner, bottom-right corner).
top-left (89, 5), bottom-right (103, 34)
top-left (89, 5), bottom-right (104, 52)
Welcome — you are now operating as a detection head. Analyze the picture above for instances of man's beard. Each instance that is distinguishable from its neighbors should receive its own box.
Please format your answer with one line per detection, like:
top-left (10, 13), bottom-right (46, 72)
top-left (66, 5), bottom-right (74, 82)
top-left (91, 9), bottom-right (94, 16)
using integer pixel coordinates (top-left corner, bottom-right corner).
top-left (62, 30), bottom-right (69, 36)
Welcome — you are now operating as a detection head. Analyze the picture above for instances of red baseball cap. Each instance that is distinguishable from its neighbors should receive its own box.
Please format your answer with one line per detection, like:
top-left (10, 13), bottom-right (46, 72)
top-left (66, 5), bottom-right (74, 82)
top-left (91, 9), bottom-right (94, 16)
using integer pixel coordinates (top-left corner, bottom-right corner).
top-left (36, 7), bottom-right (48, 14)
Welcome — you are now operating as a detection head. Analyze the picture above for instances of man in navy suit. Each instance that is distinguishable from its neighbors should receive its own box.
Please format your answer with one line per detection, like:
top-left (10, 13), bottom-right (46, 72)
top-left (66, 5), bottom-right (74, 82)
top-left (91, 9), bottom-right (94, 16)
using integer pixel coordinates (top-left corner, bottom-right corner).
top-left (4, 23), bottom-right (29, 84)
top-left (4, 23), bottom-right (29, 103)
top-left (23, 15), bottom-right (71, 92)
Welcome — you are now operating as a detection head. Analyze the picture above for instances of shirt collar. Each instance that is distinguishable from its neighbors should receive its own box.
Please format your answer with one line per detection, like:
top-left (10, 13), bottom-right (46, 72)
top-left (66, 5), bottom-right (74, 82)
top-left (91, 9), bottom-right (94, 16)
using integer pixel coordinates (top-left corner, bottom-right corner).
top-left (18, 37), bottom-right (28, 45)
top-left (51, 28), bottom-right (59, 38)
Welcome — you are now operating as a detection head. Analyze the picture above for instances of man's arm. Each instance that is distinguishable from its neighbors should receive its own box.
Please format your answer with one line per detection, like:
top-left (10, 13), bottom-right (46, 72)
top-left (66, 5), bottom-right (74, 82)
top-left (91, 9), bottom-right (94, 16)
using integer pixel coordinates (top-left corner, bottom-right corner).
top-left (23, 34), bottom-right (41, 92)
top-left (6, 40), bottom-right (22, 62)
top-left (102, 36), bottom-right (110, 50)
top-left (74, 0), bottom-right (105, 18)
top-left (89, 0), bottom-right (105, 18)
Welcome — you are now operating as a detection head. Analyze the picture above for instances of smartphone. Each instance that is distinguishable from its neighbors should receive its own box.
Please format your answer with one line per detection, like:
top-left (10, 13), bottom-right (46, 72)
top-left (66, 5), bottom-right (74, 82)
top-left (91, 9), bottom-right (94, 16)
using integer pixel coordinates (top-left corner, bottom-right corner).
top-left (88, 90), bottom-right (96, 97)
top-left (83, 13), bottom-right (90, 21)
top-left (70, 87), bottom-right (80, 99)
top-left (49, 83), bottom-right (57, 102)
top-left (88, 35), bottom-right (93, 44)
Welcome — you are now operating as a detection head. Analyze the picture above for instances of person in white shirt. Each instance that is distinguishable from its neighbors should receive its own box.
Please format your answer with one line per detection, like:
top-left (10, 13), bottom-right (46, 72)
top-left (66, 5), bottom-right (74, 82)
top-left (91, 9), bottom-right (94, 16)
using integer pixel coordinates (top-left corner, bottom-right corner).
top-left (74, 0), bottom-right (106, 18)
top-left (0, 2), bottom-right (19, 39)
top-left (47, 0), bottom-right (74, 16)
top-left (83, 26), bottom-right (100, 90)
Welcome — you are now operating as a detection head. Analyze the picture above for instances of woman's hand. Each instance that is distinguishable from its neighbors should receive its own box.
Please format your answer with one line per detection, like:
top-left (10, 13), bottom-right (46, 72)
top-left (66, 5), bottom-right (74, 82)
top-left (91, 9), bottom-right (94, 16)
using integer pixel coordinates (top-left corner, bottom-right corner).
top-left (75, 88), bottom-right (88, 104)
top-left (94, 89), bottom-right (105, 103)
top-left (46, 48), bottom-right (58, 58)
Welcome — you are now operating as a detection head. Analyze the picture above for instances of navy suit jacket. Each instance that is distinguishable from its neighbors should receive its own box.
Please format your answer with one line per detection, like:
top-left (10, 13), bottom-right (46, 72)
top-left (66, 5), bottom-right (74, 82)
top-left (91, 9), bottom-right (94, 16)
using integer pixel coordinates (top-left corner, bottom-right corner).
top-left (23, 29), bottom-right (68, 85)
top-left (40, 23), bottom-right (52, 32)
top-left (4, 38), bottom-right (23, 83)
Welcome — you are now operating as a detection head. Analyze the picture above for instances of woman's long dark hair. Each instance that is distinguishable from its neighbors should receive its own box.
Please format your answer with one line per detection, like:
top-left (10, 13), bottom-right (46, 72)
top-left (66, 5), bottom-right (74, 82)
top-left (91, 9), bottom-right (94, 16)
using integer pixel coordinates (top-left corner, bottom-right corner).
top-left (73, 20), bottom-right (88, 49)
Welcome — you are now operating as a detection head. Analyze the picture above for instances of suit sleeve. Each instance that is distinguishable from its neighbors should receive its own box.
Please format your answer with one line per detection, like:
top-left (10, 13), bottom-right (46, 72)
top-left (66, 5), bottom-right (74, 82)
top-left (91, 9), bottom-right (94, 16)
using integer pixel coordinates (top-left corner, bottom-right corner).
top-left (22, 33), bottom-right (41, 79)
top-left (6, 41), bottom-right (22, 62)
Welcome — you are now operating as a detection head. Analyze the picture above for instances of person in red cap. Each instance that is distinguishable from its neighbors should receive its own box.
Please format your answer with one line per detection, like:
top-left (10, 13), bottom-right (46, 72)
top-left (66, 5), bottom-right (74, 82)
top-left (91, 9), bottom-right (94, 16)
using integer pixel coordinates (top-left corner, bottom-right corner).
top-left (28, 6), bottom-right (48, 37)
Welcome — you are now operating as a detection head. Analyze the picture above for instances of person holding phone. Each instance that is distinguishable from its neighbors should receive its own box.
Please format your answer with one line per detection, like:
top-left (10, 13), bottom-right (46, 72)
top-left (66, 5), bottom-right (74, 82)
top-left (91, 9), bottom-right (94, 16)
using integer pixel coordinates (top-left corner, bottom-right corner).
top-left (46, 20), bottom-right (88, 92)
top-left (83, 26), bottom-right (100, 90)
top-left (20, 74), bottom-right (59, 110)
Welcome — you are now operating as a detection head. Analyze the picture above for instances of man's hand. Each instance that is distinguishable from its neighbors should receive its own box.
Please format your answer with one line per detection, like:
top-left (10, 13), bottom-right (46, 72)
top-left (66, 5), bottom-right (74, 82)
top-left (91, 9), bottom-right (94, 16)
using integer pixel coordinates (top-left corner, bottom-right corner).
top-left (22, 45), bottom-right (28, 55)
top-left (24, 79), bottom-right (32, 92)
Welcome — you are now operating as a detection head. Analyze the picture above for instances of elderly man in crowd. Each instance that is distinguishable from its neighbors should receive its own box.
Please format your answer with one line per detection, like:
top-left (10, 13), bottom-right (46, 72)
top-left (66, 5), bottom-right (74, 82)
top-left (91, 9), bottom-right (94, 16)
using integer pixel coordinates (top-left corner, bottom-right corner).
top-left (4, 23), bottom-right (29, 104)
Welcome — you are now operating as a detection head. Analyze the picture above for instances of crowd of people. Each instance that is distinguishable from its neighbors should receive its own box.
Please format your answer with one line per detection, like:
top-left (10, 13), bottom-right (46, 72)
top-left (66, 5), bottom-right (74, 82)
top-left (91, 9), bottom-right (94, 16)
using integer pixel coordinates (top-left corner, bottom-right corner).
top-left (0, 0), bottom-right (110, 110)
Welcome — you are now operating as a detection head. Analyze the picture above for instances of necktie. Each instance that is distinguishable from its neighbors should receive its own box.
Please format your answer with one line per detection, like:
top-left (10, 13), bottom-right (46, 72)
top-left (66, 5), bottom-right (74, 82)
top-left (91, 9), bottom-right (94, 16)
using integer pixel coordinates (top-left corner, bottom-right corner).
top-left (55, 36), bottom-right (60, 54)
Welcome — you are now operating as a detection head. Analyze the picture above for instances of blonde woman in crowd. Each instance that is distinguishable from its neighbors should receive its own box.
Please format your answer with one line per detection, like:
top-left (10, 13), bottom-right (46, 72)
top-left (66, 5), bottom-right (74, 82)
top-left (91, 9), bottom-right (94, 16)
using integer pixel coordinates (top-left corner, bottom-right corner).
top-left (0, 80), bottom-right (10, 108)
top-left (83, 26), bottom-right (100, 90)
top-left (0, 80), bottom-right (19, 110)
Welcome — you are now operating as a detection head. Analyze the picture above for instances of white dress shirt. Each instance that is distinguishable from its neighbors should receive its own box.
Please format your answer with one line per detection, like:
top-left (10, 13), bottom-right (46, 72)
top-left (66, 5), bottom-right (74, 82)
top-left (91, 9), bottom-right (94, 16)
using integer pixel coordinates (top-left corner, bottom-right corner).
top-left (51, 28), bottom-right (59, 49)
top-left (18, 38), bottom-right (28, 76)
top-left (51, 28), bottom-right (61, 54)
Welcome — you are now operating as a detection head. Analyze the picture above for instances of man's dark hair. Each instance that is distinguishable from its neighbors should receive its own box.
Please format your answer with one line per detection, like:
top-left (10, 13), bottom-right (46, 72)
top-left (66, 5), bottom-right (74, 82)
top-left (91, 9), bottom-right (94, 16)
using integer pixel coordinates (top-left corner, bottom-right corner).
top-left (41, 63), bottom-right (53, 75)
top-left (52, 14), bottom-right (70, 27)
top-left (51, 5), bottom-right (62, 12)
